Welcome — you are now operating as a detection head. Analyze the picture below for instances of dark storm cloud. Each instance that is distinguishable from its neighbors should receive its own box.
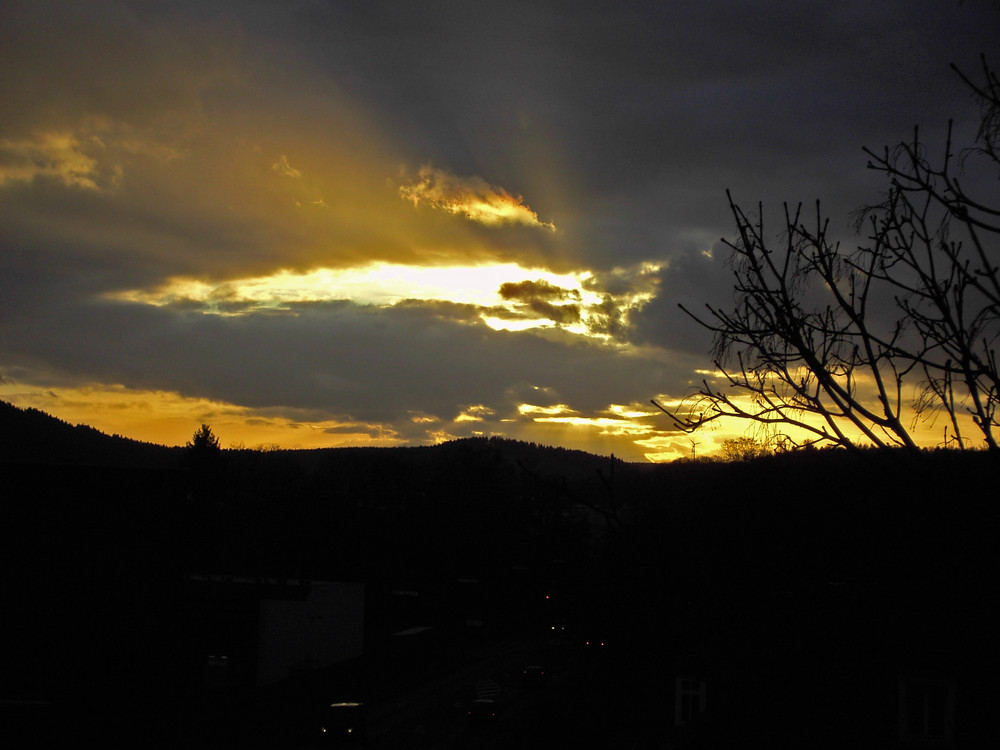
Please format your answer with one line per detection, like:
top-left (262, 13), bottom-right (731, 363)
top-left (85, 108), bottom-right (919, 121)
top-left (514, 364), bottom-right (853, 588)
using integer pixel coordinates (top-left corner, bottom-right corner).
top-left (498, 280), bottom-right (578, 302)
top-left (287, 0), bottom-right (996, 264)
top-left (629, 242), bottom-right (733, 355)
top-left (497, 280), bottom-right (582, 325)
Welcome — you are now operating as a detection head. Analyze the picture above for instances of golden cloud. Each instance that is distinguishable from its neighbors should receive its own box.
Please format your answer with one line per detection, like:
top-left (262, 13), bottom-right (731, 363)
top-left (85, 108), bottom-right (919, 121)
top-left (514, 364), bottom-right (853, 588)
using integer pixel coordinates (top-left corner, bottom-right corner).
top-left (272, 154), bottom-right (302, 178)
top-left (518, 403), bottom-right (576, 416)
top-left (398, 165), bottom-right (556, 230)
top-left (456, 404), bottom-right (496, 422)
top-left (0, 132), bottom-right (101, 190)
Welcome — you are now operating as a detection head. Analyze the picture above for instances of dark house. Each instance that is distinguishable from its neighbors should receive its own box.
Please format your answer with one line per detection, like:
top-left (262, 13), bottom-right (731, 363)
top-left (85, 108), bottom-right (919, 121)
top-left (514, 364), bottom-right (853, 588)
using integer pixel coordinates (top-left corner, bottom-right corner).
top-left (180, 575), bottom-right (365, 690)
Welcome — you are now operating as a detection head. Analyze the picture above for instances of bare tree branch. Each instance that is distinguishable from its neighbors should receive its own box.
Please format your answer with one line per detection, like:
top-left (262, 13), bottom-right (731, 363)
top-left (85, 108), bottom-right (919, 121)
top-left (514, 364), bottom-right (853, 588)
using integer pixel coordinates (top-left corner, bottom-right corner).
top-left (660, 58), bottom-right (999, 452)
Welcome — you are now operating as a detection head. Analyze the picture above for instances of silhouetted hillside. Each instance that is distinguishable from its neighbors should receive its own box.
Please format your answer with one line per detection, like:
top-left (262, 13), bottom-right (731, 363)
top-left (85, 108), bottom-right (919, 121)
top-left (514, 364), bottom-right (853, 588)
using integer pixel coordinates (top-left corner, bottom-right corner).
top-left (0, 399), bottom-right (618, 475)
top-left (0, 400), bottom-right (181, 468)
top-left (4, 400), bottom-right (1000, 747)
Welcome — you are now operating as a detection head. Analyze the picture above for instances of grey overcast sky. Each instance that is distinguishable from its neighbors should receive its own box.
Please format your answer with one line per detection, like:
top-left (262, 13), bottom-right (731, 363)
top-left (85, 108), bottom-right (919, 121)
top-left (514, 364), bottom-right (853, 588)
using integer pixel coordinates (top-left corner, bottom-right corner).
top-left (1, 0), bottom-right (997, 460)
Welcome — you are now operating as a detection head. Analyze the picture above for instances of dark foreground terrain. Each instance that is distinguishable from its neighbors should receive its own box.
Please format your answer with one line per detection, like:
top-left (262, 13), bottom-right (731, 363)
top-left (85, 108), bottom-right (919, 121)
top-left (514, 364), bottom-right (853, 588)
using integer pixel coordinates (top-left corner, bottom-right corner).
top-left (2, 403), bottom-right (998, 747)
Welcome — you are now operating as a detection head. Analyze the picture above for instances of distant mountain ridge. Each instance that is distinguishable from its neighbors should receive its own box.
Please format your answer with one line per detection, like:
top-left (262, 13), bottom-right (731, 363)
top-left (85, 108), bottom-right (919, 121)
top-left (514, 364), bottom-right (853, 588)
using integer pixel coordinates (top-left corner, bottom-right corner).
top-left (0, 399), bottom-right (618, 475)
top-left (0, 399), bottom-right (182, 467)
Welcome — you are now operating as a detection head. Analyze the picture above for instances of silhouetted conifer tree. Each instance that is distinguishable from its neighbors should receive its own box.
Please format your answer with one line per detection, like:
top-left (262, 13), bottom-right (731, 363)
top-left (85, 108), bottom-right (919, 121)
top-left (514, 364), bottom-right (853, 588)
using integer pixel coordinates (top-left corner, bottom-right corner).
top-left (183, 424), bottom-right (223, 479)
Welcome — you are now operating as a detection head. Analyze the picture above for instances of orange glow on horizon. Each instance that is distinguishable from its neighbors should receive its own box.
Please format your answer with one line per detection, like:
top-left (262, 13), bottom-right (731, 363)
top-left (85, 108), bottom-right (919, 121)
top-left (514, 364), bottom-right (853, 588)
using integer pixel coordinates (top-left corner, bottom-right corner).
top-left (0, 385), bottom-right (405, 451)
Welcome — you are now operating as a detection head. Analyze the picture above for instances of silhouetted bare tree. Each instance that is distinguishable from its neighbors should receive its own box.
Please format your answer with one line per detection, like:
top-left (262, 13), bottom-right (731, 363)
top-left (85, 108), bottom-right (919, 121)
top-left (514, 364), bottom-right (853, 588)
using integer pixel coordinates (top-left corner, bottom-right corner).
top-left (656, 56), bottom-right (999, 452)
top-left (854, 56), bottom-right (1000, 450)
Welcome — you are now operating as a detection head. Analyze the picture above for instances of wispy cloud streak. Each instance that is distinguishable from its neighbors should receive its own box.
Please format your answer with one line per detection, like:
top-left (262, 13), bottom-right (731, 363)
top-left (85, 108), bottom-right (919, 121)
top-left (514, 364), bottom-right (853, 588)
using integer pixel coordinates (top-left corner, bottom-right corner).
top-left (399, 165), bottom-right (556, 230)
top-left (0, 132), bottom-right (101, 189)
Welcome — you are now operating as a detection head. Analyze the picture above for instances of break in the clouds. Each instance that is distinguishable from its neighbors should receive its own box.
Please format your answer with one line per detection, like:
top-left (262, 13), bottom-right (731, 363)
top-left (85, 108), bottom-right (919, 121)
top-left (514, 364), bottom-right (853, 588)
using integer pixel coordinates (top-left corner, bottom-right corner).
top-left (399, 166), bottom-right (556, 230)
top-left (0, 0), bottom-right (996, 461)
top-left (106, 261), bottom-right (657, 341)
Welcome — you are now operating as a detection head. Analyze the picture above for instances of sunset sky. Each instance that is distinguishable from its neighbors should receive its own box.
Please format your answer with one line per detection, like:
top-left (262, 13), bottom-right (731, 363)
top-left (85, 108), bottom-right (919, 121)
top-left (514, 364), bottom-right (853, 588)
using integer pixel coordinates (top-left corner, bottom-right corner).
top-left (1, 1), bottom-right (996, 461)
